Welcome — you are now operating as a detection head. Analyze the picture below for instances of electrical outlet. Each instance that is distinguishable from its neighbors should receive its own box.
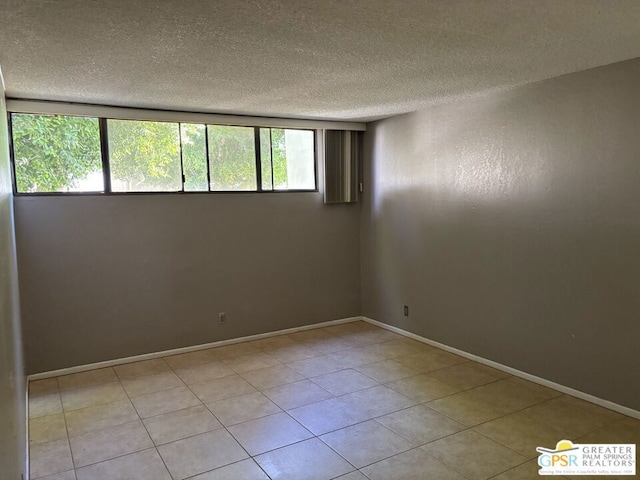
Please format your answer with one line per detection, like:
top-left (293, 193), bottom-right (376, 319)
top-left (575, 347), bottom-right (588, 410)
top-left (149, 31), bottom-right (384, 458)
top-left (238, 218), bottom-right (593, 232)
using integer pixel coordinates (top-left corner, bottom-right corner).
top-left (403, 305), bottom-right (409, 317)
top-left (218, 312), bottom-right (227, 325)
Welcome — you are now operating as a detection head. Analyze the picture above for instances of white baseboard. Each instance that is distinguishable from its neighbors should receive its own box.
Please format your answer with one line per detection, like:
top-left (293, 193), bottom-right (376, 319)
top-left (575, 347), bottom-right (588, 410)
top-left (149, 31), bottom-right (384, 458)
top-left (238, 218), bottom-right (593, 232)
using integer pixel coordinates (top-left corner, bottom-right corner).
top-left (362, 316), bottom-right (640, 420)
top-left (28, 314), bottom-right (639, 421)
top-left (28, 316), bottom-right (361, 381)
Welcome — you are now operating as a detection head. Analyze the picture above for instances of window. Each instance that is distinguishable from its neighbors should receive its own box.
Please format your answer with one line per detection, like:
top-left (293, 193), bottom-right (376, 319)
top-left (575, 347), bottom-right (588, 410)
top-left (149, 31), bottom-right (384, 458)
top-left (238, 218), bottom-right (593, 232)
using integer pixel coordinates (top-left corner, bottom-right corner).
top-left (108, 120), bottom-right (182, 192)
top-left (260, 128), bottom-right (315, 191)
top-left (208, 125), bottom-right (256, 191)
top-left (11, 113), bottom-right (103, 193)
top-left (10, 111), bottom-right (317, 195)
top-left (181, 124), bottom-right (208, 192)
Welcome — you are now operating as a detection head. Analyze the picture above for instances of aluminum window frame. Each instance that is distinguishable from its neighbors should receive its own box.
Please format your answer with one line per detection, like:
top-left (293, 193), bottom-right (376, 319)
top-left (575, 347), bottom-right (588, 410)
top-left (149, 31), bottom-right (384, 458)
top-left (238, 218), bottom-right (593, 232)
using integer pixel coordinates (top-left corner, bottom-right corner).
top-left (6, 102), bottom-right (339, 196)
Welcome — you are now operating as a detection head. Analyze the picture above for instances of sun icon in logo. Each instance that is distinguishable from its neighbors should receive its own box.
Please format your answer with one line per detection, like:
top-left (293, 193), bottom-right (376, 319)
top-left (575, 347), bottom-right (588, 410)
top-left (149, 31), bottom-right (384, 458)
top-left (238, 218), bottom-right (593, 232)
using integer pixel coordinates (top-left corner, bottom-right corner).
top-left (555, 440), bottom-right (576, 451)
top-left (536, 439), bottom-right (579, 454)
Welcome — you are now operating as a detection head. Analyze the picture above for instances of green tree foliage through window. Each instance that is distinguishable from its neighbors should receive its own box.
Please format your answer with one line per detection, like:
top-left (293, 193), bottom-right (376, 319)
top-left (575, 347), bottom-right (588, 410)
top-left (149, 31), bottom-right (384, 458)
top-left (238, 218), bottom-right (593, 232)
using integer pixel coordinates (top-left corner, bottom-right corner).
top-left (108, 120), bottom-right (182, 192)
top-left (208, 125), bottom-right (256, 191)
top-left (181, 124), bottom-right (208, 191)
top-left (261, 128), bottom-right (315, 190)
top-left (260, 128), bottom-right (288, 190)
top-left (11, 114), bottom-right (102, 192)
top-left (10, 112), bottom-right (316, 194)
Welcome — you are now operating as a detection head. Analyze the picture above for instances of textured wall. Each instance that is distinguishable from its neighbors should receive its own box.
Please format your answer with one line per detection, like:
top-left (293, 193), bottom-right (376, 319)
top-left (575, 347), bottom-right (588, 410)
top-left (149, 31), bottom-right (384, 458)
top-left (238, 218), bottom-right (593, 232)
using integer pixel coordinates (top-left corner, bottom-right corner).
top-left (0, 69), bottom-right (26, 479)
top-left (15, 193), bottom-right (360, 373)
top-left (361, 59), bottom-right (640, 411)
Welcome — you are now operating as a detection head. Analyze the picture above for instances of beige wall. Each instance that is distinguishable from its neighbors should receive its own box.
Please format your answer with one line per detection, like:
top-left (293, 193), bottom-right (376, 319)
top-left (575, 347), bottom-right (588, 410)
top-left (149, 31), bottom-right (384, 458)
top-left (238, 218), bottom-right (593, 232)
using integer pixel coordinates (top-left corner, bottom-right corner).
top-left (0, 69), bottom-right (26, 479)
top-left (11, 58), bottom-right (640, 414)
top-left (361, 59), bottom-right (640, 411)
top-left (15, 192), bottom-right (360, 373)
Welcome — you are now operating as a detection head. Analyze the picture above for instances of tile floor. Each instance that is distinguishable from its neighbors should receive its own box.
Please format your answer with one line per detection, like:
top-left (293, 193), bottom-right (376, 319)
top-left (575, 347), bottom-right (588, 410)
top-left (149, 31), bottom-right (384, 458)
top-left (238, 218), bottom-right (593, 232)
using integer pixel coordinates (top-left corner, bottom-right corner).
top-left (28, 321), bottom-right (640, 480)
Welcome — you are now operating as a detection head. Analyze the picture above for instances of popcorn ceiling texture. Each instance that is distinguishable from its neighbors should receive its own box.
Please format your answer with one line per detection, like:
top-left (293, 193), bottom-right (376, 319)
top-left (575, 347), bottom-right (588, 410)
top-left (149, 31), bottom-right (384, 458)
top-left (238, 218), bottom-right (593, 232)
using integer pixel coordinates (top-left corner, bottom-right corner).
top-left (1, 0), bottom-right (639, 121)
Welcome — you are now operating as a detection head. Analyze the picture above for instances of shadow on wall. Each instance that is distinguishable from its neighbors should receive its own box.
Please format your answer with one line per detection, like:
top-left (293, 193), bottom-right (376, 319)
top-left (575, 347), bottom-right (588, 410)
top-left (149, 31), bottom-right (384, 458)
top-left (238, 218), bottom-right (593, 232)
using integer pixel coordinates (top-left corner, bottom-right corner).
top-left (364, 181), bottom-right (640, 410)
top-left (15, 192), bottom-right (361, 374)
top-left (361, 68), bottom-right (640, 411)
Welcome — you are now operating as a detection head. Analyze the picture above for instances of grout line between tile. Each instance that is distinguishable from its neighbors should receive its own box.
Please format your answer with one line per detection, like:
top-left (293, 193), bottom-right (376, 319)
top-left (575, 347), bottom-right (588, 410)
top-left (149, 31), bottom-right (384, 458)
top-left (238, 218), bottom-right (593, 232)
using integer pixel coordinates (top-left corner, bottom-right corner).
top-left (173, 361), bottom-right (277, 479)
top-left (117, 373), bottom-right (175, 480)
top-left (29, 324), bottom-right (630, 480)
top-left (72, 443), bottom-right (159, 472)
top-left (56, 376), bottom-right (77, 478)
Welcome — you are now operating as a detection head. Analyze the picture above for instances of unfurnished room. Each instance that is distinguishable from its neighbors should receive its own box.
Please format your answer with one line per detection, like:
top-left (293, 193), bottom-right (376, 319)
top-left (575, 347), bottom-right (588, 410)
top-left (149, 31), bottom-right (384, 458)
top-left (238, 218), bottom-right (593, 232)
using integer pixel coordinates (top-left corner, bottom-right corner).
top-left (0, 1), bottom-right (639, 479)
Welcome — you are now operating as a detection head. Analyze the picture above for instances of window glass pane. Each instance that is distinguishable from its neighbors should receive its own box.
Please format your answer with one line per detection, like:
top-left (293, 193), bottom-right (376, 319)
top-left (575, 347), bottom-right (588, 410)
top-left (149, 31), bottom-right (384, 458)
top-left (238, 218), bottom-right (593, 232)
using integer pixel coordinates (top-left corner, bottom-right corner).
top-left (262, 128), bottom-right (315, 191)
top-left (181, 124), bottom-right (208, 191)
top-left (260, 128), bottom-right (273, 190)
top-left (11, 113), bottom-right (103, 193)
top-left (282, 129), bottom-right (315, 190)
top-left (207, 125), bottom-right (256, 191)
top-left (108, 119), bottom-right (182, 192)
top-left (270, 129), bottom-right (287, 190)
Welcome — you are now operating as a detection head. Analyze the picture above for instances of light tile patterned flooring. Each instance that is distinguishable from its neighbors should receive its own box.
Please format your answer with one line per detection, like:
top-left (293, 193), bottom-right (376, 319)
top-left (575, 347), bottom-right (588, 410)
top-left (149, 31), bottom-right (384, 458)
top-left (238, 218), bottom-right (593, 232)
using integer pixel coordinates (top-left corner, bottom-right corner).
top-left (28, 321), bottom-right (640, 480)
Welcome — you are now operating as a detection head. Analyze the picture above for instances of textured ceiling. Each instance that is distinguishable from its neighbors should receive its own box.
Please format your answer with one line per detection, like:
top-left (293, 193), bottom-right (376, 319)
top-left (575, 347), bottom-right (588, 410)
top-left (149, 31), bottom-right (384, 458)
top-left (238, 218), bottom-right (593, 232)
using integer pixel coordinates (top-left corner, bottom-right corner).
top-left (1, 0), bottom-right (639, 121)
